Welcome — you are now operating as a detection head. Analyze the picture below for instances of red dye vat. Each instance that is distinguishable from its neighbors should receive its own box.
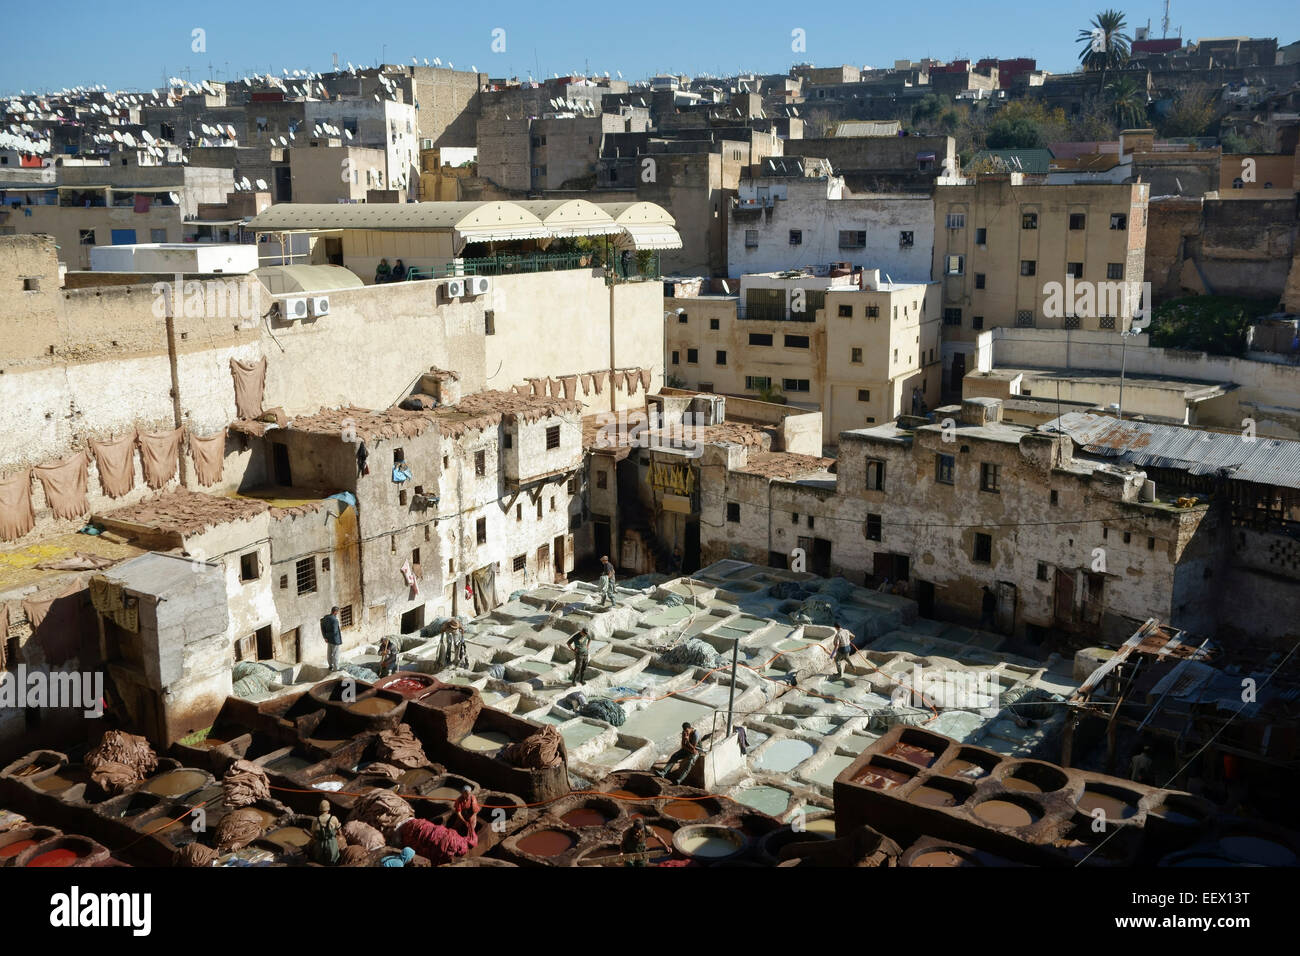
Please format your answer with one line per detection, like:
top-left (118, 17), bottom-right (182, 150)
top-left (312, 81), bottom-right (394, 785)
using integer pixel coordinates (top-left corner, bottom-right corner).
top-left (517, 830), bottom-right (576, 858)
top-left (27, 848), bottom-right (79, 867)
top-left (385, 677), bottom-right (431, 695)
top-left (662, 801), bottom-right (709, 821)
top-left (884, 742), bottom-right (936, 768)
top-left (561, 808), bottom-right (610, 828)
top-left (0, 840), bottom-right (37, 859)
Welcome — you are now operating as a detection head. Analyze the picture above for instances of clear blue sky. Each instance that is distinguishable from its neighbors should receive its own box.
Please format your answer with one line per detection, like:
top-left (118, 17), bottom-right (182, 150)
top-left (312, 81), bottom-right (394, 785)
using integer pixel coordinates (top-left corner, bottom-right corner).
top-left (4, 0), bottom-right (1297, 94)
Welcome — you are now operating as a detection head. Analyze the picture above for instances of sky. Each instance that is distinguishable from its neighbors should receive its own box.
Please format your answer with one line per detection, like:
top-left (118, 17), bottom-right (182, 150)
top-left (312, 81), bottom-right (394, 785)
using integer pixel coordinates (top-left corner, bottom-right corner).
top-left (3, 0), bottom-right (1297, 94)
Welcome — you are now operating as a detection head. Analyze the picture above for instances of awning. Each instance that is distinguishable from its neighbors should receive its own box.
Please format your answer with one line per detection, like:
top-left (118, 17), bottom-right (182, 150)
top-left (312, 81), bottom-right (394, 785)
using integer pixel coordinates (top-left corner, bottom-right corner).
top-left (916, 151), bottom-right (937, 161)
top-left (613, 223), bottom-right (682, 250)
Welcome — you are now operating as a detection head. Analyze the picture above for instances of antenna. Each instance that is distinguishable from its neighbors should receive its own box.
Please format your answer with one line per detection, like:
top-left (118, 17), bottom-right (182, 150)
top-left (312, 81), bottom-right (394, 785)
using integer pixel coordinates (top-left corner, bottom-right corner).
top-left (1161, 0), bottom-right (1171, 38)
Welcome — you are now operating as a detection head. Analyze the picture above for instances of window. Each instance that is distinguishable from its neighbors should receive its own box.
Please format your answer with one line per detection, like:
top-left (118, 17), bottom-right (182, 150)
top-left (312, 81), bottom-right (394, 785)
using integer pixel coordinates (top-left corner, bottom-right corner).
top-left (899, 231), bottom-right (913, 248)
top-left (945, 254), bottom-right (964, 276)
top-left (1037, 562), bottom-right (1049, 582)
top-left (745, 376), bottom-right (771, 391)
top-left (715, 350), bottom-right (727, 366)
top-left (678, 312), bottom-right (688, 324)
top-left (980, 463), bottom-right (1000, 493)
top-left (709, 318), bottom-right (719, 330)
top-left (1147, 536), bottom-right (1155, 550)
top-left (791, 512), bottom-right (799, 525)
top-left (475, 450), bottom-right (486, 476)
top-left (865, 458), bottom-right (885, 490)
top-left (295, 558), bottom-right (317, 595)
top-left (975, 227), bottom-right (987, 245)
top-left (1099, 316), bottom-right (1116, 330)
top-left (411, 548), bottom-right (422, 575)
top-left (516, 504), bottom-right (523, 521)
top-left (339, 605), bottom-right (354, 628)
top-left (974, 273), bottom-right (986, 290)
top-left (567, 476), bottom-right (579, 494)
top-left (686, 348), bottom-right (698, 363)
top-left (838, 304), bottom-right (853, 318)
top-left (782, 379), bottom-right (810, 392)
top-left (943, 308), bottom-right (962, 327)
top-left (748, 333), bottom-right (773, 346)
top-left (1064, 316), bottom-right (1082, 330)
top-left (571, 513), bottom-right (582, 530)
top-left (150, 228), bottom-right (167, 243)
top-left (726, 502), bottom-right (740, 523)
top-left (546, 425), bottom-right (560, 449)
top-left (839, 230), bottom-right (866, 249)
top-left (1021, 212), bottom-right (1038, 230)
top-left (866, 513), bottom-right (882, 541)
top-left (946, 213), bottom-right (965, 229)
top-left (745, 229), bottom-right (759, 248)
top-left (784, 334), bottom-right (809, 349)
top-left (1020, 260), bottom-right (1036, 277)
top-left (851, 347), bottom-right (862, 364)
top-left (1232, 178), bottom-right (1244, 189)
top-left (550, 496), bottom-right (556, 511)
top-left (789, 229), bottom-right (802, 245)
top-left (936, 454), bottom-right (955, 485)
top-left (503, 433), bottom-right (513, 449)
top-left (399, 489), bottom-right (408, 505)
top-left (1123, 531), bottom-right (1132, 544)
top-left (484, 310), bottom-right (495, 335)
top-left (1050, 489), bottom-right (1059, 506)
top-left (21, 277), bottom-right (39, 292)
top-left (807, 516), bottom-right (815, 529)
top-left (671, 350), bottom-right (680, 365)
top-left (972, 315), bottom-right (984, 330)
top-left (866, 305), bottom-right (880, 318)
top-left (79, 229), bottom-right (96, 245)
top-left (239, 551), bottom-right (260, 582)
top-left (1016, 310), bottom-right (1035, 328)
top-left (858, 389), bottom-right (871, 402)
top-left (973, 533), bottom-right (992, 564)
top-left (1069, 213), bottom-right (1086, 230)
top-left (1067, 262), bottom-right (1083, 279)
top-left (476, 517), bottom-right (487, 544)
top-left (513, 554), bottom-right (526, 572)
top-left (1106, 262), bottom-right (1123, 280)
top-left (1110, 213), bottom-right (1127, 230)
top-left (596, 470), bottom-right (608, 489)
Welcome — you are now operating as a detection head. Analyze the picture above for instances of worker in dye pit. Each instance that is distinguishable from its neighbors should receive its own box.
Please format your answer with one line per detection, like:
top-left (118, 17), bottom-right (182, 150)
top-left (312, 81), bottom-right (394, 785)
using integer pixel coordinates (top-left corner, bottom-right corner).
top-left (440, 617), bottom-right (468, 667)
top-left (658, 722), bottom-right (701, 785)
top-left (377, 635), bottom-right (399, 678)
top-left (453, 786), bottom-right (481, 836)
top-left (667, 546), bottom-right (683, 575)
top-left (599, 567), bottom-right (617, 607)
top-left (307, 799), bottom-right (342, 866)
top-left (567, 627), bottom-right (593, 684)
top-left (979, 586), bottom-right (997, 631)
top-left (1129, 745), bottom-right (1155, 785)
top-left (621, 818), bottom-right (671, 867)
top-left (321, 606), bottom-right (343, 672)
top-left (601, 554), bottom-right (616, 579)
top-left (831, 622), bottom-right (855, 678)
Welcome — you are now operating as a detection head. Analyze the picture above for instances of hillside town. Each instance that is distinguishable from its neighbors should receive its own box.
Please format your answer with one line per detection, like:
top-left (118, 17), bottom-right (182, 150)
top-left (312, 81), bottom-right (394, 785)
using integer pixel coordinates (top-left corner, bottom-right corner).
top-left (1, 5), bottom-right (1298, 888)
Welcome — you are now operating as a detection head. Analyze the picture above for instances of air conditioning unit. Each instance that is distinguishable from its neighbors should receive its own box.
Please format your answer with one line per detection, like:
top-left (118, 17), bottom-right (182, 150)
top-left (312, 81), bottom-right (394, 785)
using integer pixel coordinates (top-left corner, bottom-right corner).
top-left (466, 276), bottom-right (491, 296)
top-left (443, 278), bottom-right (466, 298)
top-left (280, 296), bottom-right (309, 320)
top-left (308, 295), bottom-right (330, 317)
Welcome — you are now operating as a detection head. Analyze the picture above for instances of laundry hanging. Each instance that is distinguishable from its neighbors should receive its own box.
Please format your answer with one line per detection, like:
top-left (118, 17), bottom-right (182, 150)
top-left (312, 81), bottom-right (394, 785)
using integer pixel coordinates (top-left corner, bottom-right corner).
top-left (626, 368), bottom-right (641, 396)
top-left (0, 469), bottom-right (35, 542)
top-left (33, 452), bottom-right (89, 520)
top-left (230, 357), bottom-right (267, 420)
top-left (592, 370), bottom-right (607, 395)
top-left (580, 374), bottom-right (593, 396)
top-left (561, 375), bottom-right (578, 401)
top-left (138, 428), bottom-right (183, 489)
top-left (89, 432), bottom-right (137, 498)
top-left (189, 431), bottom-right (226, 487)
top-left (639, 368), bottom-right (652, 391)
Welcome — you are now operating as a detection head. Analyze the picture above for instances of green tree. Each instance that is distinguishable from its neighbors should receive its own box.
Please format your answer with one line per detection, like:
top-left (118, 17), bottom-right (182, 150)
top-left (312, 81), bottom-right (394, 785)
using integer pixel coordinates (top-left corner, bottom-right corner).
top-left (1158, 89), bottom-right (1215, 138)
top-left (1106, 76), bottom-right (1147, 128)
top-left (1148, 295), bottom-right (1275, 356)
top-left (1078, 9), bottom-right (1132, 85)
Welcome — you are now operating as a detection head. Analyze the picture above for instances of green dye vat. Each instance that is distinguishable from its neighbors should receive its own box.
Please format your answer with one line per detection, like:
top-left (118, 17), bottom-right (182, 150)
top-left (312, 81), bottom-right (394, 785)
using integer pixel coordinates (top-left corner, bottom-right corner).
top-left (755, 738), bottom-right (816, 772)
top-left (591, 746), bottom-right (633, 766)
top-left (736, 786), bottom-right (790, 816)
top-left (807, 754), bottom-right (856, 788)
top-left (560, 722), bottom-right (607, 748)
top-left (514, 660), bottom-right (554, 674)
top-left (642, 606), bottom-right (692, 627)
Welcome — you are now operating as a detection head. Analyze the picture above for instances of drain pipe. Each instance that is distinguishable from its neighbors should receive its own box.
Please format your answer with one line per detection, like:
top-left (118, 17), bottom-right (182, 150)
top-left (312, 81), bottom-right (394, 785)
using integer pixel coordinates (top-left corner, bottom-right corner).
top-left (725, 637), bottom-right (739, 736)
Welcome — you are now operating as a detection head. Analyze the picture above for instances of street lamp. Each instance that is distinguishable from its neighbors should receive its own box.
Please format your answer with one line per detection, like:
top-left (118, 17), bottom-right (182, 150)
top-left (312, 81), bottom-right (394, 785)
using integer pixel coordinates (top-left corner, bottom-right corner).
top-left (1116, 327), bottom-right (1144, 420)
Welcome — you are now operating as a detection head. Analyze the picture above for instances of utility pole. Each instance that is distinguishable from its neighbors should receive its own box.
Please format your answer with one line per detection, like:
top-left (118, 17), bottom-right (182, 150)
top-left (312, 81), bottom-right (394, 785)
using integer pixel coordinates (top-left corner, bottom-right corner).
top-left (725, 638), bottom-right (739, 736)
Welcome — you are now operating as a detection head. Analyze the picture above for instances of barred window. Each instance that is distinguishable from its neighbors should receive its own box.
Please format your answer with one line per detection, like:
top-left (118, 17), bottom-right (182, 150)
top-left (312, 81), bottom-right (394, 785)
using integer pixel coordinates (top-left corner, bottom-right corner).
top-left (1099, 316), bottom-right (1116, 330)
top-left (1064, 316), bottom-right (1082, 330)
top-left (1016, 310), bottom-right (1035, 328)
top-left (295, 558), bottom-right (317, 595)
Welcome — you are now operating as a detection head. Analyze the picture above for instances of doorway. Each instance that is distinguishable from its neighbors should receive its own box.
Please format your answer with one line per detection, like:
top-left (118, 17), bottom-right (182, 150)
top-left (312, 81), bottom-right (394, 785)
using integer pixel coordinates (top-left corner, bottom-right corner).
top-left (255, 625), bottom-right (274, 660)
top-left (798, 536), bottom-right (832, 577)
top-left (553, 535), bottom-right (565, 579)
top-left (916, 580), bottom-right (935, 618)
top-left (950, 353), bottom-right (967, 392)
top-left (271, 442), bottom-right (292, 486)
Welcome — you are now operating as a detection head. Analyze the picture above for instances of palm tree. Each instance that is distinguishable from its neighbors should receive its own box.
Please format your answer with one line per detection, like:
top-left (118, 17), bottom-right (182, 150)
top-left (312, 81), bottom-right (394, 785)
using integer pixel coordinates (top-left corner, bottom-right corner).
top-left (1106, 77), bottom-right (1147, 128)
top-left (1078, 9), bottom-right (1132, 86)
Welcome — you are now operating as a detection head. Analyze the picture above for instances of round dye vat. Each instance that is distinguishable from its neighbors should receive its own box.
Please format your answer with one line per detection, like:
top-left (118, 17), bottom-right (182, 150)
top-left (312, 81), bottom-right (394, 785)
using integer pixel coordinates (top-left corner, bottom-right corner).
top-left (32, 774), bottom-right (75, 792)
top-left (397, 769), bottom-right (436, 790)
top-left (562, 807), bottom-right (611, 828)
top-left (517, 829), bottom-right (576, 858)
top-left (735, 786), bottom-right (790, 816)
top-left (426, 786), bottom-right (463, 802)
top-left (679, 834), bottom-right (738, 858)
top-left (195, 737), bottom-right (228, 750)
top-left (662, 801), bottom-right (709, 822)
top-left (349, 697), bottom-right (396, 715)
top-left (606, 789), bottom-right (646, 801)
top-left (144, 770), bottom-right (207, 797)
top-left (944, 759), bottom-right (990, 780)
top-left (973, 800), bottom-right (1038, 828)
top-left (1078, 790), bottom-right (1138, 821)
top-left (460, 731), bottom-right (512, 753)
top-left (803, 817), bottom-right (836, 835)
top-left (1218, 835), bottom-right (1297, 866)
top-left (27, 848), bottom-right (80, 867)
top-left (1001, 776), bottom-right (1042, 794)
top-left (265, 827), bottom-right (310, 848)
top-left (912, 849), bottom-right (970, 867)
top-left (911, 785), bottom-right (959, 808)
top-left (243, 808), bottom-right (279, 828)
top-left (755, 739), bottom-right (816, 773)
top-left (384, 677), bottom-right (431, 695)
top-left (0, 840), bottom-right (37, 859)
top-left (883, 742), bottom-right (936, 768)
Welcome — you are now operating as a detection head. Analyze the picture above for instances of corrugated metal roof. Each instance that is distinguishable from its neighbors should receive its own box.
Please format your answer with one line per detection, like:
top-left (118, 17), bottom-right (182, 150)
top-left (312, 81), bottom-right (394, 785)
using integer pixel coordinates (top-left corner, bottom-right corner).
top-left (1045, 412), bottom-right (1300, 490)
top-left (830, 120), bottom-right (901, 138)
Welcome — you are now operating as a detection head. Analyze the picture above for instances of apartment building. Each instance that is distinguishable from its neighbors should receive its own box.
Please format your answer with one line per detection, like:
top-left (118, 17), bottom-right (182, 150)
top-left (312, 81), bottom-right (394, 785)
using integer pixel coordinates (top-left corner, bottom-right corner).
top-left (933, 175), bottom-right (1150, 391)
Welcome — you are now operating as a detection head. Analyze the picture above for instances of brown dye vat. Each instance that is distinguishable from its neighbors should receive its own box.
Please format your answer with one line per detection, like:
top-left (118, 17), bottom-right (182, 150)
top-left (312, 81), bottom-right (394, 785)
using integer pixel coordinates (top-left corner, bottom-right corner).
top-left (973, 800), bottom-right (1039, 828)
top-left (243, 808), bottom-right (280, 828)
top-left (397, 769), bottom-right (437, 791)
top-left (561, 808), bottom-right (611, 828)
top-left (1078, 790), bottom-right (1138, 821)
top-left (911, 785), bottom-right (959, 808)
top-left (194, 737), bottom-right (229, 750)
top-left (662, 801), bottom-right (709, 822)
top-left (852, 765), bottom-right (912, 790)
top-left (624, 820), bottom-right (675, 861)
top-left (423, 689), bottom-right (470, 707)
top-left (606, 790), bottom-right (642, 801)
top-left (144, 770), bottom-right (207, 797)
top-left (32, 773), bottom-right (76, 792)
top-left (0, 840), bottom-right (37, 859)
top-left (349, 697), bottom-right (396, 715)
top-left (1001, 777), bottom-right (1042, 794)
top-left (912, 849), bottom-right (971, 867)
top-left (943, 759), bottom-right (989, 779)
top-left (426, 786), bottom-right (462, 802)
top-left (265, 826), bottom-right (310, 848)
top-left (883, 741), bottom-right (936, 768)
top-left (517, 829), bottom-right (576, 858)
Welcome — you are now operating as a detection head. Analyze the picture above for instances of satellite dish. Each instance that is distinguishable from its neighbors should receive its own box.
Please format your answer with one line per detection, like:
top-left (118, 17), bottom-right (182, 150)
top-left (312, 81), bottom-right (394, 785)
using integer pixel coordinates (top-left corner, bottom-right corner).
top-left (255, 178), bottom-right (267, 189)
top-left (226, 123), bottom-right (236, 138)
top-left (344, 130), bottom-right (353, 140)
top-left (240, 176), bottom-right (251, 189)
top-left (279, 135), bottom-right (288, 145)
top-left (471, 65), bottom-right (477, 73)
top-left (169, 192), bottom-right (180, 203)
top-left (111, 130), bottom-right (122, 142)
top-left (433, 58), bottom-right (441, 66)
top-left (374, 94), bottom-right (381, 101)
top-left (123, 132), bottom-right (136, 147)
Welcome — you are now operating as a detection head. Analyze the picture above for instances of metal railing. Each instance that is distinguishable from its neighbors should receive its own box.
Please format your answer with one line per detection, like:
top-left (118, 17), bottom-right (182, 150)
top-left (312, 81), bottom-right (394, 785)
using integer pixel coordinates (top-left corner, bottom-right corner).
top-left (404, 251), bottom-right (597, 280)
